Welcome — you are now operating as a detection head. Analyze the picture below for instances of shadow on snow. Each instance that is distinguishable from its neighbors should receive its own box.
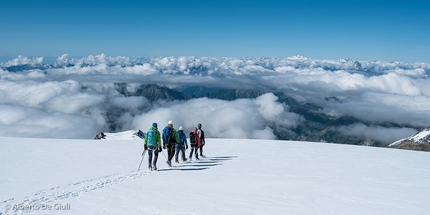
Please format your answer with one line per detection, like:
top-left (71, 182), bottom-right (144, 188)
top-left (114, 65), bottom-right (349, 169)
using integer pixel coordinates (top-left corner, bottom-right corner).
top-left (158, 155), bottom-right (237, 172)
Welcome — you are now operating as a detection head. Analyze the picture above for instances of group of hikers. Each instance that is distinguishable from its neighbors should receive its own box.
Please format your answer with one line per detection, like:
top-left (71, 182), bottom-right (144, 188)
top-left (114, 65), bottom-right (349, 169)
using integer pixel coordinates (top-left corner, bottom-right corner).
top-left (143, 120), bottom-right (206, 171)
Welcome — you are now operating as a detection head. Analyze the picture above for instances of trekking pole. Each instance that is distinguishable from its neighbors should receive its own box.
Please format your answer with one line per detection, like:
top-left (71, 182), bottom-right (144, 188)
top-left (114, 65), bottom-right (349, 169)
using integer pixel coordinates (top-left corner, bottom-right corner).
top-left (162, 150), bottom-right (168, 160)
top-left (138, 150), bottom-right (146, 171)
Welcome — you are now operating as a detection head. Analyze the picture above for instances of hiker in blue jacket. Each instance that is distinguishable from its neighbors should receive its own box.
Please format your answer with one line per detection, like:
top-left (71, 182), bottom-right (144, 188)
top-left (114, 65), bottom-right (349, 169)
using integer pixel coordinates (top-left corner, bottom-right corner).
top-left (175, 126), bottom-right (188, 163)
top-left (162, 120), bottom-right (179, 167)
top-left (144, 122), bottom-right (162, 171)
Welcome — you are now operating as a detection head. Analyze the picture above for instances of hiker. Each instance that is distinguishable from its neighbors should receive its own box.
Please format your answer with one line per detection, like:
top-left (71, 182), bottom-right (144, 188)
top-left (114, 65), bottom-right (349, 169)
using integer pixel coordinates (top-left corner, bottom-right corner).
top-left (162, 120), bottom-right (179, 167)
top-left (189, 127), bottom-right (201, 160)
top-left (197, 123), bottom-right (206, 157)
top-left (144, 122), bottom-right (162, 171)
top-left (175, 126), bottom-right (188, 163)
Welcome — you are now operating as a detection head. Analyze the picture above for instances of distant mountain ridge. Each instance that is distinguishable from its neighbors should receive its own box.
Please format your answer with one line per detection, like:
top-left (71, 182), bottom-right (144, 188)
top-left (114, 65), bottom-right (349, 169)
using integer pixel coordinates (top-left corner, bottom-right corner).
top-left (110, 83), bottom-right (423, 147)
top-left (205, 89), bottom-right (265, 100)
top-left (116, 84), bottom-right (266, 101)
top-left (116, 84), bottom-right (192, 101)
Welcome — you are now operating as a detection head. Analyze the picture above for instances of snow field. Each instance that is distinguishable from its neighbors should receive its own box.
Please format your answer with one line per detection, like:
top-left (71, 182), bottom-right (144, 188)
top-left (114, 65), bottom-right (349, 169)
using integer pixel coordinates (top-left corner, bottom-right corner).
top-left (1, 137), bottom-right (430, 215)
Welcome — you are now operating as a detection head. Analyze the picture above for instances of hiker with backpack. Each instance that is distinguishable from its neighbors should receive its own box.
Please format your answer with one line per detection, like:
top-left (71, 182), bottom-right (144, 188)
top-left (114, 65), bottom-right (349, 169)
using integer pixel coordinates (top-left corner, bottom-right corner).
top-left (197, 123), bottom-right (206, 157)
top-left (162, 120), bottom-right (179, 167)
top-left (175, 126), bottom-right (188, 163)
top-left (189, 127), bottom-right (201, 160)
top-left (144, 122), bottom-right (162, 171)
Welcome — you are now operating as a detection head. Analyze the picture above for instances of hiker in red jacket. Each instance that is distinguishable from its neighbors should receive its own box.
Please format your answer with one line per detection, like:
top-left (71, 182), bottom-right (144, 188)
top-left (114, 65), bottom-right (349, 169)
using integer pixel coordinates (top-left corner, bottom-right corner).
top-left (188, 127), bottom-right (200, 160)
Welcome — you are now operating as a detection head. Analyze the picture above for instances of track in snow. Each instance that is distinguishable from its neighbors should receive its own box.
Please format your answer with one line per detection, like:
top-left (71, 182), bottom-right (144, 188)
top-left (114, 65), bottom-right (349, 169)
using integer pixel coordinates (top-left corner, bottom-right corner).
top-left (0, 156), bottom-right (236, 215)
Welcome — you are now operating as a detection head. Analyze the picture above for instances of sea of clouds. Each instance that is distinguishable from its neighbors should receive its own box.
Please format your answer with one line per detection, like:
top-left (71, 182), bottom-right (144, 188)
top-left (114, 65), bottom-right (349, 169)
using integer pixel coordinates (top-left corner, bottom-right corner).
top-left (1, 54), bottom-right (429, 143)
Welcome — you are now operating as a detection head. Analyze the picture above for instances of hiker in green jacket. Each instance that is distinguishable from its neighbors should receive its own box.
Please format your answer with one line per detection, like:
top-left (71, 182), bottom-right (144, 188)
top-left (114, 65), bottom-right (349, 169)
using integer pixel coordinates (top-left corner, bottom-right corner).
top-left (144, 122), bottom-right (162, 171)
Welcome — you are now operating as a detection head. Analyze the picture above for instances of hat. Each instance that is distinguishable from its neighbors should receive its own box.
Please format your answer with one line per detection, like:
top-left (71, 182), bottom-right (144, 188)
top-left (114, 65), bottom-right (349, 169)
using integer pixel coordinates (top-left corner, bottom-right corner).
top-left (198, 123), bottom-right (202, 128)
top-left (179, 126), bottom-right (183, 131)
top-left (193, 127), bottom-right (197, 130)
top-left (152, 122), bottom-right (157, 128)
top-left (168, 120), bottom-right (173, 125)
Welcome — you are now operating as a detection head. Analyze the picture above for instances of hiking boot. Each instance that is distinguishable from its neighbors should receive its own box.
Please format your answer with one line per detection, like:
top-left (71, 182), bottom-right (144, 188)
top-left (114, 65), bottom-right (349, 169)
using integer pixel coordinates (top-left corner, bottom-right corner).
top-left (183, 158), bottom-right (188, 162)
top-left (153, 166), bottom-right (157, 171)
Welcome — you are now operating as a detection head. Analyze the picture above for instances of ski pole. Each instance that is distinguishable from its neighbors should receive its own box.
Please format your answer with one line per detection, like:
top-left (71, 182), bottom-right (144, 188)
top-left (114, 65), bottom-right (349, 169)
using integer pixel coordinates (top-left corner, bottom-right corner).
top-left (138, 150), bottom-right (146, 171)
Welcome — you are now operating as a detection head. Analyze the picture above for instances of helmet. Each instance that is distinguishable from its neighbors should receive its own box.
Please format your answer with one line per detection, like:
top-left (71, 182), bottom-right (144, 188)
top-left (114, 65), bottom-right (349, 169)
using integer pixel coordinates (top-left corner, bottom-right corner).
top-left (152, 122), bottom-right (157, 128)
top-left (179, 126), bottom-right (183, 131)
top-left (193, 127), bottom-right (197, 130)
top-left (168, 120), bottom-right (173, 125)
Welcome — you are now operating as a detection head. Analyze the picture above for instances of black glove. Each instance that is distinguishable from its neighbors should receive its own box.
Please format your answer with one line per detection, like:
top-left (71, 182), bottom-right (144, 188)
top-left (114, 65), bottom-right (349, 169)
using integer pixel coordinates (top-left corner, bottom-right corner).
top-left (144, 145), bottom-right (148, 150)
top-left (186, 145), bottom-right (188, 150)
top-left (163, 144), bottom-right (166, 149)
top-left (158, 147), bottom-right (162, 152)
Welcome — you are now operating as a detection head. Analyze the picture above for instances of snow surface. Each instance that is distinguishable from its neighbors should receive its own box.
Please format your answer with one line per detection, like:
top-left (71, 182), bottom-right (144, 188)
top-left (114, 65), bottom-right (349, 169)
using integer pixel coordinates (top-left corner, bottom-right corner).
top-left (1, 136), bottom-right (430, 215)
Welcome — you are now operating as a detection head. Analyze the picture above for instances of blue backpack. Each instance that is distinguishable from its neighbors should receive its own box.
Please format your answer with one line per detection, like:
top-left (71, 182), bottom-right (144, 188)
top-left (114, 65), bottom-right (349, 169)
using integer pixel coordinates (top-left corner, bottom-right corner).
top-left (163, 127), bottom-right (175, 144)
top-left (178, 131), bottom-right (186, 145)
top-left (147, 129), bottom-right (157, 147)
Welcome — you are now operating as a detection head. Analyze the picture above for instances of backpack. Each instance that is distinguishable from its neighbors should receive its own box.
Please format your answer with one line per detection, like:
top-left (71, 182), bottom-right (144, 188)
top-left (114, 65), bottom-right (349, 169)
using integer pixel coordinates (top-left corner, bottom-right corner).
top-left (178, 131), bottom-right (186, 145)
top-left (189, 131), bottom-right (197, 145)
top-left (164, 126), bottom-right (175, 144)
top-left (147, 129), bottom-right (157, 147)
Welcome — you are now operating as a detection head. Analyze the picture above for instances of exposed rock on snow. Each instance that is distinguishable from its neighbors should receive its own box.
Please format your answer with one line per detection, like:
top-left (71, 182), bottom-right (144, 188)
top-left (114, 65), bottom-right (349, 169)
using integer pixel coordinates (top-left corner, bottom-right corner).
top-left (95, 130), bottom-right (145, 140)
top-left (388, 127), bottom-right (430, 151)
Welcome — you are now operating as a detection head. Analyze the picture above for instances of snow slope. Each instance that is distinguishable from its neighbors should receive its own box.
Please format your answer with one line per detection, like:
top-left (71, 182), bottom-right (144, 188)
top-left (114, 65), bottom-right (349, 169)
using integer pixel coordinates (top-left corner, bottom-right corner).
top-left (1, 136), bottom-right (430, 215)
top-left (390, 127), bottom-right (430, 146)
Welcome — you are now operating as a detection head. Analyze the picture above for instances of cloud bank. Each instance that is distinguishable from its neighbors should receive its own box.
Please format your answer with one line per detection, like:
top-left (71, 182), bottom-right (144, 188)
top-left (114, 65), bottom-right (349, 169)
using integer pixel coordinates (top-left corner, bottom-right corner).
top-left (1, 54), bottom-right (429, 142)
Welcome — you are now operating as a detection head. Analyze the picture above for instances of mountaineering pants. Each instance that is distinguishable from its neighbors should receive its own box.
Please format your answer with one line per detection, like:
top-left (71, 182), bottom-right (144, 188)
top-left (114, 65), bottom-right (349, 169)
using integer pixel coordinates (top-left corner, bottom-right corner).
top-left (199, 143), bottom-right (205, 156)
top-left (189, 145), bottom-right (199, 159)
top-left (175, 144), bottom-right (186, 162)
top-left (148, 148), bottom-right (159, 168)
top-left (166, 144), bottom-right (175, 162)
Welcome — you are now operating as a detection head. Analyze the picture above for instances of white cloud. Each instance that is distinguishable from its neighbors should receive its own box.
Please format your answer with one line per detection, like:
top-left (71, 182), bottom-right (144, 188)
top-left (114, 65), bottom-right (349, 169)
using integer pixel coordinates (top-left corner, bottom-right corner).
top-left (251, 126), bottom-right (276, 139)
top-left (133, 94), bottom-right (301, 139)
top-left (0, 80), bottom-right (81, 108)
top-left (334, 123), bottom-right (418, 145)
top-left (1, 54), bottom-right (430, 140)
top-left (45, 92), bottom-right (105, 114)
top-left (318, 92), bottom-right (430, 127)
top-left (0, 55), bottom-right (43, 67)
top-left (0, 105), bottom-right (100, 138)
top-left (109, 96), bottom-right (151, 115)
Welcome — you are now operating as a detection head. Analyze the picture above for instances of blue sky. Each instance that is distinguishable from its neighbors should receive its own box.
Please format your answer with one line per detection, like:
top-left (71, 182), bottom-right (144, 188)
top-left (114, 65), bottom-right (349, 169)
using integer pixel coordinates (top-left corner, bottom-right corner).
top-left (1, 0), bottom-right (429, 63)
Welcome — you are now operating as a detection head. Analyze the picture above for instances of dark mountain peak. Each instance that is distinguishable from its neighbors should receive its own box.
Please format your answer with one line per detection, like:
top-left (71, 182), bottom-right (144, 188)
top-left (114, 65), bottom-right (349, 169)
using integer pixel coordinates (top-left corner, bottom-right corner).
top-left (206, 89), bottom-right (266, 100)
top-left (115, 83), bottom-right (191, 101)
